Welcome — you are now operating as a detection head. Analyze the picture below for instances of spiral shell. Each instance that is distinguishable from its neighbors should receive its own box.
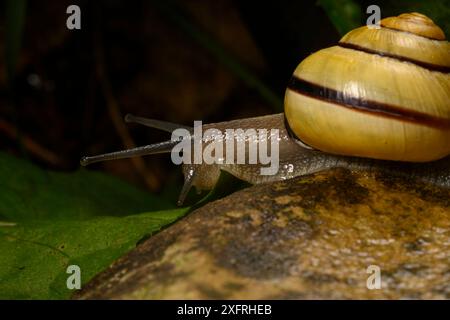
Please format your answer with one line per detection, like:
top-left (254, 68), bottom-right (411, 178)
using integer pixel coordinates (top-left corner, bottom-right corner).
top-left (284, 13), bottom-right (450, 162)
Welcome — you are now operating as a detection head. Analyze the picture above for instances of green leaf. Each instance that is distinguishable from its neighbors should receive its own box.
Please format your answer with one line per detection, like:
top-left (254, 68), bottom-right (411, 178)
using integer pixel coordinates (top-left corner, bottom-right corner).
top-left (317, 0), bottom-right (362, 35)
top-left (0, 152), bottom-right (189, 299)
top-left (0, 209), bottom-right (187, 299)
top-left (0, 152), bottom-right (172, 221)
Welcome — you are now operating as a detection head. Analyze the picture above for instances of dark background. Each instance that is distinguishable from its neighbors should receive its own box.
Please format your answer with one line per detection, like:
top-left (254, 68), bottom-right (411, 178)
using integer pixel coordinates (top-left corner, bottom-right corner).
top-left (0, 0), bottom-right (448, 203)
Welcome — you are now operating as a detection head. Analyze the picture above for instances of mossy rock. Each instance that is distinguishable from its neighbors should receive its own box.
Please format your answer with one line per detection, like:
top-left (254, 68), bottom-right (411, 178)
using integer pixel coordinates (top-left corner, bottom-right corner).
top-left (75, 168), bottom-right (450, 299)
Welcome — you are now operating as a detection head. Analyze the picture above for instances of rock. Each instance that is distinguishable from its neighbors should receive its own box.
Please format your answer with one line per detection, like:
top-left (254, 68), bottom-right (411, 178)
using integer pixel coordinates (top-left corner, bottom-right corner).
top-left (75, 168), bottom-right (450, 299)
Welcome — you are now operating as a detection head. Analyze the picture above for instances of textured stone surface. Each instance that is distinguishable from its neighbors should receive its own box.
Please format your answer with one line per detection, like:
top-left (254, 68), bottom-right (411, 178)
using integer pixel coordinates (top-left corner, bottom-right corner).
top-left (75, 168), bottom-right (450, 299)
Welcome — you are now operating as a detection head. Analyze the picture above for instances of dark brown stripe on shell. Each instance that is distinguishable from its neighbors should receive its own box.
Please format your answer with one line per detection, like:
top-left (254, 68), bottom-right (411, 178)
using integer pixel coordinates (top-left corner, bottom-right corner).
top-left (287, 76), bottom-right (450, 130)
top-left (338, 42), bottom-right (450, 73)
top-left (380, 24), bottom-right (447, 41)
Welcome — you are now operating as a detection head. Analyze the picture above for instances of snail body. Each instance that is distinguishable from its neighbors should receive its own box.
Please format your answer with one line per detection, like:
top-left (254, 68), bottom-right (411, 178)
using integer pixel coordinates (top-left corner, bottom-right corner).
top-left (81, 13), bottom-right (450, 205)
top-left (184, 113), bottom-right (450, 194)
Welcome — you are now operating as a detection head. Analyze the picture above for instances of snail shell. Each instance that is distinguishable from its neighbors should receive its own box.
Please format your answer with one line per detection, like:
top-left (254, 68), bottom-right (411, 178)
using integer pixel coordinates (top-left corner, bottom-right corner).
top-left (285, 13), bottom-right (450, 162)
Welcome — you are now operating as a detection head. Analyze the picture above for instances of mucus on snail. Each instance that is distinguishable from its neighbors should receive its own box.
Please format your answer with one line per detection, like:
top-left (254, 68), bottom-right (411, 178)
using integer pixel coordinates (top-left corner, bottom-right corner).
top-left (81, 13), bottom-right (450, 205)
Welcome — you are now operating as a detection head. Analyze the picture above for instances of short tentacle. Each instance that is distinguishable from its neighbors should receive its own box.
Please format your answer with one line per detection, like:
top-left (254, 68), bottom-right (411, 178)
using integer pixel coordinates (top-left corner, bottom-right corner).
top-left (177, 166), bottom-right (197, 206)
top-left (125, 114), bottom-right (193, 134)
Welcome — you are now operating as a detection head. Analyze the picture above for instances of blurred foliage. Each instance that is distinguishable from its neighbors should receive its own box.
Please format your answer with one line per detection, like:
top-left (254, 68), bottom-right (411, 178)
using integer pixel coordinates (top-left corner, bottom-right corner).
top-left (0, 152), bottom-right (188, 299)
top-left (5, 0), bottom-right (27, 82)
top-left (318, 0), bottom-right (362, 35)
top-left (154, 0), bottom-right (283, 111)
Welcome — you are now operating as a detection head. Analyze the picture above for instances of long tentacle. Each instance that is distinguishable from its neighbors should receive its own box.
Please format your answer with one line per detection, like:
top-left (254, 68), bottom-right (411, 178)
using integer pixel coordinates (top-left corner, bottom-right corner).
top-left (80, 139), bottom-right (180, 166)
top-left (81, 114), bottom-right (200, 205)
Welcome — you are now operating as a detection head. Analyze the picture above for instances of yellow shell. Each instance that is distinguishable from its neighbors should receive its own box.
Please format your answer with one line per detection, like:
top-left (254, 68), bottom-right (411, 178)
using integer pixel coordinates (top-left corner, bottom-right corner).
top-left (284, 13), bottom-right (450, 162)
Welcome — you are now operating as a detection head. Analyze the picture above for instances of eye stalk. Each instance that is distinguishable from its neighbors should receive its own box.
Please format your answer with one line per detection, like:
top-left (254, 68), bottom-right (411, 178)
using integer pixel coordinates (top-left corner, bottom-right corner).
top-left (80, 114), bottom-right (191, 166)
top-left (80, 114), bottom-right (197, 205)
top-left (80, 140), bottom-right (179, 166)
top-left (124, 114), bottom-right (193, 133)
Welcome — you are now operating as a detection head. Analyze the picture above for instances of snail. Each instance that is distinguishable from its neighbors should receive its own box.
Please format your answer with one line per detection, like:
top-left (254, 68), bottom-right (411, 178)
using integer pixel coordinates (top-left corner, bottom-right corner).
top-left (81, 13), bottom-right (450, 205)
